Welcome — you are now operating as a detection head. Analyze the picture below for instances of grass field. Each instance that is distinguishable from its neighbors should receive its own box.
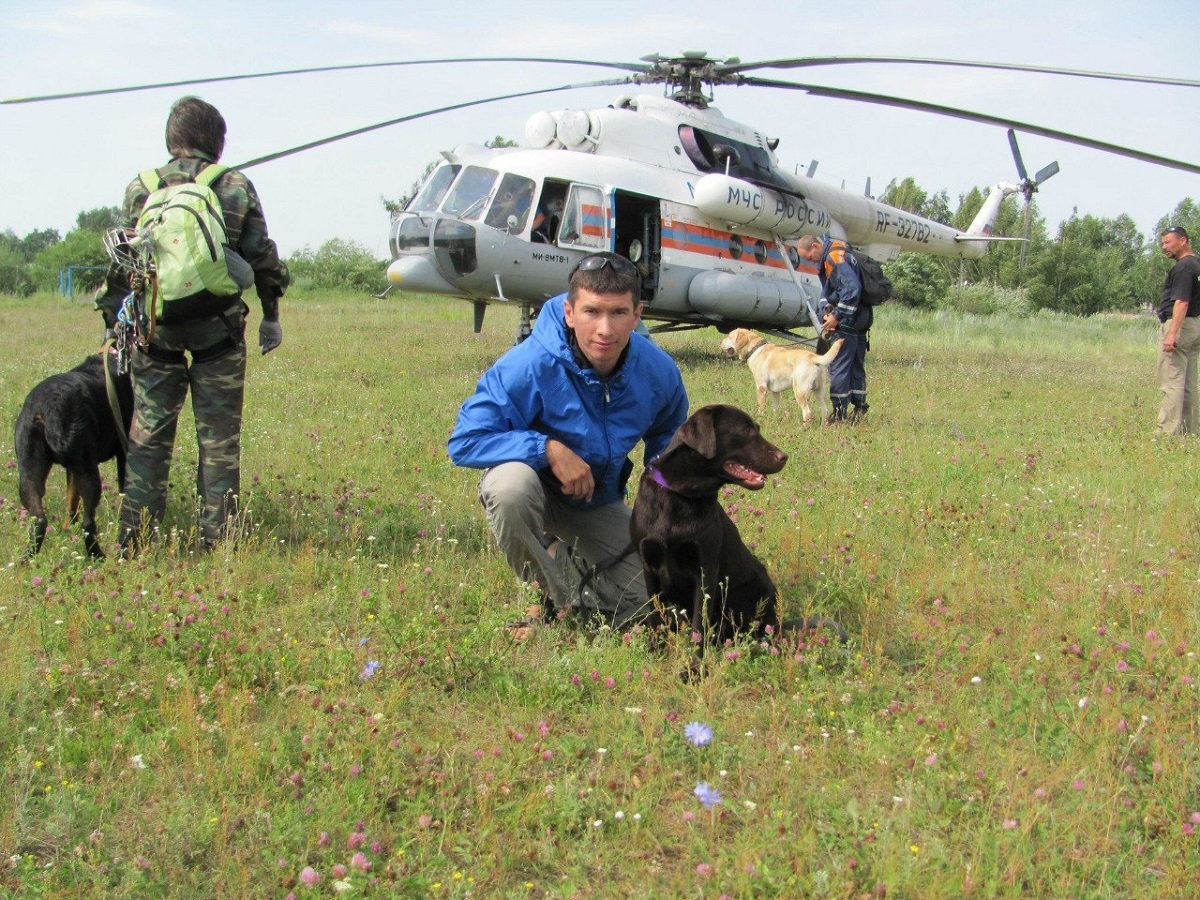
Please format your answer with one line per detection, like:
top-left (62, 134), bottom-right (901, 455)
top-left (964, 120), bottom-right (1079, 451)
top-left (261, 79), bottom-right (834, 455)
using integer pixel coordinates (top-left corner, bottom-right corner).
top-left (1, 291), bottom-right (1197, 898)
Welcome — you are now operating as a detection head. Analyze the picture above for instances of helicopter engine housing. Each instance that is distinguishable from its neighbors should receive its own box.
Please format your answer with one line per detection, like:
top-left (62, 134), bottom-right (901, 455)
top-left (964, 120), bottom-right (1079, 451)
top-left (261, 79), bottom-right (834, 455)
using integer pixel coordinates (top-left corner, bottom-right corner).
top-left (694, 174), bottom-right (809, 239)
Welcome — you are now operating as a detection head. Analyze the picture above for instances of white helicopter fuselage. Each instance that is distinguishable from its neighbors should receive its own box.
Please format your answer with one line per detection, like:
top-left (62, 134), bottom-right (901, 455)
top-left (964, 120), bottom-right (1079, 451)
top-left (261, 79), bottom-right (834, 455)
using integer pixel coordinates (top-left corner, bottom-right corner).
top-left (386, 93), bottom-right (1012, 334)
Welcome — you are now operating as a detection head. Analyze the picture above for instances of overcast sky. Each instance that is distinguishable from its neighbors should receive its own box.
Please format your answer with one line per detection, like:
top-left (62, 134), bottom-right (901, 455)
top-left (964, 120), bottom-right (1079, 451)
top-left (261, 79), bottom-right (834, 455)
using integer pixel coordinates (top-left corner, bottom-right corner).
top-left (2, 0), bottom-right (1196, 259)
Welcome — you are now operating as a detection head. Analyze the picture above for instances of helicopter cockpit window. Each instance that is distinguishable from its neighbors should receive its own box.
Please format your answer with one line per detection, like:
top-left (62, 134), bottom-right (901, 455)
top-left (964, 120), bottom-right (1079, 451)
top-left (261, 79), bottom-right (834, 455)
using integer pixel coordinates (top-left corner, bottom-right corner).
top-left (483, 174), bottom-right (536, 231)
top-left (557, 185), bottom-right (606, 251)
top-left (407, 163), bottom-right (460, 213)
top-left (440, 166), bottom-right (499, 220)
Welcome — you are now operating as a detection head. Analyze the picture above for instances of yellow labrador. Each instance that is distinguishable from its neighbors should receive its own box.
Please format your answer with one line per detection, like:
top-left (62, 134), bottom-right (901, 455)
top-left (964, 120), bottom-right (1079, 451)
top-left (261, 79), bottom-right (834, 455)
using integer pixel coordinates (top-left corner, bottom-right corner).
top-left (719, 328), bottom-right (844, 423)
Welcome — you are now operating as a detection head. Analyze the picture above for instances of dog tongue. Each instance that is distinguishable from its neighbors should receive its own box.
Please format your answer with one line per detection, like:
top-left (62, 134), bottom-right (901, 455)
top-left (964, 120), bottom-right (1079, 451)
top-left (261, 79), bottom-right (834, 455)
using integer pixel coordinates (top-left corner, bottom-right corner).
top-left (723, 460), bottom-right (765, 488)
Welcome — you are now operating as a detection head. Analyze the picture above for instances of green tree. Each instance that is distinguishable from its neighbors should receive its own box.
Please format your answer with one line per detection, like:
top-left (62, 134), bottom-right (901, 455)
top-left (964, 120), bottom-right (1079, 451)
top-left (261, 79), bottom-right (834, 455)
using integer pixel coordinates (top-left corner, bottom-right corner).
top-left (884, 253), bottom-right (949, 310)
top-left (1025, 213), bottom-right (1149, 314)
top-left (75, 206), bottom-right (123, 233)
top-left (286, 239), bottom-right (385, 292)
top-left (0, 242), bottom-right (34, 295)
top-left (1153, 198), bottom-right (1200, 241)
top-left (28, 229), bottom-right (107, 293)
top-left (20, 227), bottom-right (61, 260)
top-left (879, 177), bottom-right (952, 225)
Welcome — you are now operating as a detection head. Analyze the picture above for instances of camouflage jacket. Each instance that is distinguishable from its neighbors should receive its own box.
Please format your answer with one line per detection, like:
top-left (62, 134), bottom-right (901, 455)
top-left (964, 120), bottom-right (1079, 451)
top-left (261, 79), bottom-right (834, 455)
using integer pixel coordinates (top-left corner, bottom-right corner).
top-left (95, 154), bottom-right (289, 327)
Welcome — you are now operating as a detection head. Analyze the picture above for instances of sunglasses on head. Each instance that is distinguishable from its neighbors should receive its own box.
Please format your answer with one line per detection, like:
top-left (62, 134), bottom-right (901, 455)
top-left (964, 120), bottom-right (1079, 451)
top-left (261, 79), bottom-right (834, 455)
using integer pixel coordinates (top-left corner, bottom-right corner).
top-left (1164, 226), bottom-right (1189, 240)
top-left (572, 254), bottom-right (638, 278)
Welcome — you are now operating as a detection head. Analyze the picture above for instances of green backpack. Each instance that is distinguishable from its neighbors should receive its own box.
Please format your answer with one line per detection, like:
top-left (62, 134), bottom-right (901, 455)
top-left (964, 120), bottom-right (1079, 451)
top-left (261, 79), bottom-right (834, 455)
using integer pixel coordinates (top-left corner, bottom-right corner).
top-left (135, 164), bottom-right (241, 322)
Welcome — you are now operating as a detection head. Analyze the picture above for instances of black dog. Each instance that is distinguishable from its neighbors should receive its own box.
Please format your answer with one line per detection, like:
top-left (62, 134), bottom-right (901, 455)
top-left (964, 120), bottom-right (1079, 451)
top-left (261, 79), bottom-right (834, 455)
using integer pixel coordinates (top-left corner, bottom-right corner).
top-left (14, 351), bottom-right (133, 558)
top-left (630, 404), bottom-right (847, 648)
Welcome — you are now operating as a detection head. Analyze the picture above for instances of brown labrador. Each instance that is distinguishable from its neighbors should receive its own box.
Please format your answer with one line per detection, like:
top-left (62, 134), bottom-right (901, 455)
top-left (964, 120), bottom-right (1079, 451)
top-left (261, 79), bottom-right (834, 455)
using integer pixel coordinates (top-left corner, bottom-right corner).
top-left (630, 404), bottom-right (846, 649)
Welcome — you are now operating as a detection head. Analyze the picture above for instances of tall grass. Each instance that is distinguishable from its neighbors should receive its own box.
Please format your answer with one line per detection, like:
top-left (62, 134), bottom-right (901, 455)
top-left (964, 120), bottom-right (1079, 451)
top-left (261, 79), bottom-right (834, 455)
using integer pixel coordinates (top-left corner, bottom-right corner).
top-left (1, 291), bottom-right (1197, 897)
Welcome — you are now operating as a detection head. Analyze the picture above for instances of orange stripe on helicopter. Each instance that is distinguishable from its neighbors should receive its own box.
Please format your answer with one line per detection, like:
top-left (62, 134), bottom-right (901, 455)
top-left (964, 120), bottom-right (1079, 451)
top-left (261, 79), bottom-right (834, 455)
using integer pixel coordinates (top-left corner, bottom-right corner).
top-left (661, 221), bottom-right (817, 274)
top-left (581, 203), bottom-right (605, 238)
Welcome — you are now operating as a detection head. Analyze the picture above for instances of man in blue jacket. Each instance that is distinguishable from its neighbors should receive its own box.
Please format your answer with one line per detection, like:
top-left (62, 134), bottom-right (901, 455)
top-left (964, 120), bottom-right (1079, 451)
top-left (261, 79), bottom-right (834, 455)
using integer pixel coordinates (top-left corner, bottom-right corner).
top-left (798, 234), bottom-right (873, 423)
top-left (449, 252), bottom-right (688, 630)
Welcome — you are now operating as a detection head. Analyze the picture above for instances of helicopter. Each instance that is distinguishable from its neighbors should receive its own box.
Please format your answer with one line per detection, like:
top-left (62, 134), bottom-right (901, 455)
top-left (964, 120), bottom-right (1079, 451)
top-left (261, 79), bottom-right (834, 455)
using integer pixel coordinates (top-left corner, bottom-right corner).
top-left (6, 52), bottom-right (1198, 342)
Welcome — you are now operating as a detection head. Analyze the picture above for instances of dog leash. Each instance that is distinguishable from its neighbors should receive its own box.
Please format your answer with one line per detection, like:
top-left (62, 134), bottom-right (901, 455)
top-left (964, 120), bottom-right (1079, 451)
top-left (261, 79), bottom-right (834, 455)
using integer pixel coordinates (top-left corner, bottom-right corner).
top-left (99, 339), bottom-right (129, 456)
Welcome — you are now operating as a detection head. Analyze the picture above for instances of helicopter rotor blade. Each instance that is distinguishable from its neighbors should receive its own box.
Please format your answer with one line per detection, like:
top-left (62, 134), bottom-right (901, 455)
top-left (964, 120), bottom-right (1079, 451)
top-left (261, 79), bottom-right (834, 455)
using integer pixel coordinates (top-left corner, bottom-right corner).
top-left (741, 76), bottom-right (1200, 175)
top-left (1008, 129), bottom-right (1029, 183)
top-left (1, 57), bottom-right (648, 105)
top-left (1034, 160), bottom-right (1061, 186)
top-left (229, 78), bottom-right (632, 170)
top-left (719, 56), bottom-right (1200, 89)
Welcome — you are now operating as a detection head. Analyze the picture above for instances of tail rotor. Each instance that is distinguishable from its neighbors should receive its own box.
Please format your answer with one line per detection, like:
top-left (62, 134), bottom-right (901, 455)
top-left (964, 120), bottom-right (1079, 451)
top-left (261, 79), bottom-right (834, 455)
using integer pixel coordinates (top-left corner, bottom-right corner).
top-left (1008, 129), bottom-right (1060, 268)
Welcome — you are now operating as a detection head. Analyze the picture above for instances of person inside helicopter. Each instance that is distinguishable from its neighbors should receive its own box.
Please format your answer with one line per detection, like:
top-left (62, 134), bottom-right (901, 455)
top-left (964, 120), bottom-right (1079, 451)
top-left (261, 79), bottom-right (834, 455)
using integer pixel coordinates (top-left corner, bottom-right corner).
top-left (483, 175), bottom-right (535, 232)
top-left (531, 187), bottom-right (567, 243)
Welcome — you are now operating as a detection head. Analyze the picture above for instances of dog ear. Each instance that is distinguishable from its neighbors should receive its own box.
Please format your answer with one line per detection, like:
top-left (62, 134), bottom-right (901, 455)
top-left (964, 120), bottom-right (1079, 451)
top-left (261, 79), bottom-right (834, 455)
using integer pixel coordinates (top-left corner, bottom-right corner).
top-left (674, 406), bottom-right (718, 459)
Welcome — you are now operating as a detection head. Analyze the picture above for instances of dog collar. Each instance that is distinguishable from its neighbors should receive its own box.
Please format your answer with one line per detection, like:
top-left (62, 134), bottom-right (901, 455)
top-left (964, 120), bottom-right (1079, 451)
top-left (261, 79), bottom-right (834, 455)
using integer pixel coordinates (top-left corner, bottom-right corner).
top-left (745, 339), bottom-right (768, 359)
top-left (648, 466), bottom-right (673, 491)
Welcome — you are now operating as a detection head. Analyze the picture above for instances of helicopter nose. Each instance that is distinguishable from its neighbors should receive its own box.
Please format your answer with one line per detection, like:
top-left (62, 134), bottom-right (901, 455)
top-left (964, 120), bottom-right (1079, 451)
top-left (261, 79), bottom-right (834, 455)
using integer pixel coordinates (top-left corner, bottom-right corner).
top-left (386, 255), bottom-right (460, 295)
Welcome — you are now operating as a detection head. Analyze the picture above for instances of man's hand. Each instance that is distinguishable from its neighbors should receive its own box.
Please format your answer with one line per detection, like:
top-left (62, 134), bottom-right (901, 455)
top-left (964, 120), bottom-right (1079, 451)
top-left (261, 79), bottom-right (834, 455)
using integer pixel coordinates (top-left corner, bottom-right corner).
top-left (545, 439), bottom-right (595, 502)
top-left (259, 319), bottom-right (283, 355)
top-left (822, 312), bottom-right (839, 333)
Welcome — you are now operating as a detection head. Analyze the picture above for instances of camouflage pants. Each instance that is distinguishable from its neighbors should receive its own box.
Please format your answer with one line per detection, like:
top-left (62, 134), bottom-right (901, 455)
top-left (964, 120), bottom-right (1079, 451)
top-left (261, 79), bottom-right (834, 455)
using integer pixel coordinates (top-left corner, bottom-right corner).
top-left (121, 308), bottom-right (246, 546)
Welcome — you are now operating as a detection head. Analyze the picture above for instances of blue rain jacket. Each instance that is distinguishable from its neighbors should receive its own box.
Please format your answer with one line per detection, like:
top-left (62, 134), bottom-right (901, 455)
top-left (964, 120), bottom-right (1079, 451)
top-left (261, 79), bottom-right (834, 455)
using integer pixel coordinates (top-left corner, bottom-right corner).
top-left (448, 294), bottom-right (689, 509)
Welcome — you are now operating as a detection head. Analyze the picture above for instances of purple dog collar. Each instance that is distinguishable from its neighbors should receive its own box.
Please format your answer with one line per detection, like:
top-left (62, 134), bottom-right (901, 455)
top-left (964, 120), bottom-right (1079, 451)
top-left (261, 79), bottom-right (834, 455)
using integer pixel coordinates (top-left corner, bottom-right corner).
top-left (649, 466), bottom-right (673, 491)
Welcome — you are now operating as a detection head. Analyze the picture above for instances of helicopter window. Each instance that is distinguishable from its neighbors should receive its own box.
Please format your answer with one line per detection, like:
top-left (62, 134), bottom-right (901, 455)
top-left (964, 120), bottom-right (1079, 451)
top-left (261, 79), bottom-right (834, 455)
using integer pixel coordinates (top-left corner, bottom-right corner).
top-left (558, 185), bottom-right (606, 250)
top-left (441, 166), bottom-right (499, 220)
top-left (679, 126), bottom-right (787, 190)
top-left (483, 174), bottom-right (536, 231)
top-left (532, 182), bottom-right (569, 243)
top-left (408, 163), bottom-right (460, 213)
top-left (679, 126), bottom-right (716, 172)
top-left (728, 235), bottom-right (743, 260)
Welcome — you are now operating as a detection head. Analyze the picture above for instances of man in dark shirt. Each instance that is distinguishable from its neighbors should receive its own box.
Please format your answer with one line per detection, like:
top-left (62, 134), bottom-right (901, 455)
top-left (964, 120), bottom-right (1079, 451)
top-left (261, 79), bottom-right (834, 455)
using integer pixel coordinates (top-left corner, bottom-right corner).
top-left (1155, 225), bottom-right (1200, 435)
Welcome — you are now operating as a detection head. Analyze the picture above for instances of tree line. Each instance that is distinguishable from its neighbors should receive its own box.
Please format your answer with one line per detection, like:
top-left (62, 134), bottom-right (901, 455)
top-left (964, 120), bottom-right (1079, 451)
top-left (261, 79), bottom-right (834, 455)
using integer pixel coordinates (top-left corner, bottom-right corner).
top-left (2, 177), bottom-right (1195, 315)
top-left (879, 177), bottom-right (1197, 316)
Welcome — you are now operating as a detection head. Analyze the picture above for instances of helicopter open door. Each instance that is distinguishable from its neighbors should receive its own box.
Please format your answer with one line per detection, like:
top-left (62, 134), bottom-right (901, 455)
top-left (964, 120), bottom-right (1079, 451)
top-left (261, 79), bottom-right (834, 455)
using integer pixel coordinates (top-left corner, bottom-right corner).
top-left (613, 190), bottom-right (660, 304)
top-left (549, 184), bottom-right (661, 303)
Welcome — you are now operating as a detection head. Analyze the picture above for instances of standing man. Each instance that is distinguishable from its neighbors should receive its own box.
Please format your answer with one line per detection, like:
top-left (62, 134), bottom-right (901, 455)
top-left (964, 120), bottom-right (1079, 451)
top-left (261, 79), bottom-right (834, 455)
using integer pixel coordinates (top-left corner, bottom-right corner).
top-left (95, 96), bottom-right (290, 552)
top-left (449, 252), bottom-right (688, 631)
top-left (797, 234), bottom-right (873, 423)
top-left (1155, 225), bottom-right (1200, 436)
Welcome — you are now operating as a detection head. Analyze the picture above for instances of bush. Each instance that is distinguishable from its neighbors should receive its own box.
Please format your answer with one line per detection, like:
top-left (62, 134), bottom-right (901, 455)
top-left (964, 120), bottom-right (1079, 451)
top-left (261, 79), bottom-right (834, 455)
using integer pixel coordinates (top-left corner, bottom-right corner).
top-left (28, 229), bottom-right (107, 294)
top-left (286, 239), bottom-right (387, 293)
top-left (0, 243), bottom-right (34, 296)
top-left (884, 253), bottom-right (949, 310)
top-left (941, 281), bottom-right (1031, 317)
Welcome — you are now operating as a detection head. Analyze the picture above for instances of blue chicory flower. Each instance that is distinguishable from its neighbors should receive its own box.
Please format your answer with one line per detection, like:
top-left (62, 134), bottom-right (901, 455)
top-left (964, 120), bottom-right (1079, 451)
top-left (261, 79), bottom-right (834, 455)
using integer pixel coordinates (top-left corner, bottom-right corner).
top-left (359, 660), bottom-right (380, 681)
top-left (694, 782), bottom-right (722, 808)
top-left (684, 721), bottom-right (714, 747)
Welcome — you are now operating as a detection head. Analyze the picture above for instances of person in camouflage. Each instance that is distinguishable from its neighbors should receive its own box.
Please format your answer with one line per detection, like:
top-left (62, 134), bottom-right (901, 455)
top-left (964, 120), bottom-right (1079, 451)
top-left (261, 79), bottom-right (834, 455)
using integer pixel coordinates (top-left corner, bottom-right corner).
top-left (95, 96), bottom-right (289, 552)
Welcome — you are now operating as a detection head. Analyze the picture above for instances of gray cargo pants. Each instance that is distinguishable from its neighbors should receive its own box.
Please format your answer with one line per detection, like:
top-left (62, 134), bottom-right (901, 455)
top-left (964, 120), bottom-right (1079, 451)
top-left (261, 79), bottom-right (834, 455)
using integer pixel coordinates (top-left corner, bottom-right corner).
top-left (478, 462), bottom-right (651, 628)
